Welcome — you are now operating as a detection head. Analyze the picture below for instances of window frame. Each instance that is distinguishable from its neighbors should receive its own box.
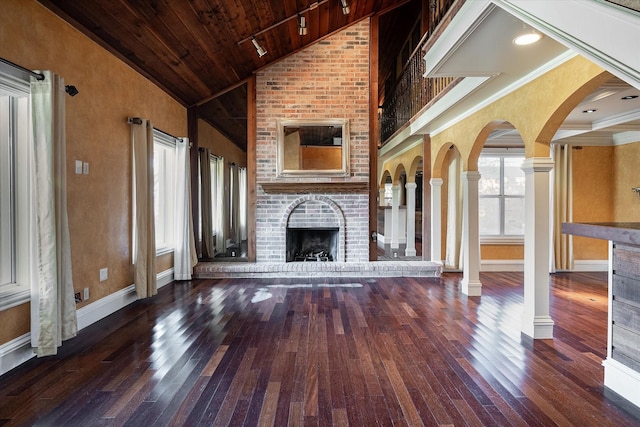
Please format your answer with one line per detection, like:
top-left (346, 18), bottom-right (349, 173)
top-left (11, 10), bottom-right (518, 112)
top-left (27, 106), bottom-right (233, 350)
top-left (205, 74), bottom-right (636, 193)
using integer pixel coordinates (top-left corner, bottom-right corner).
top-left (153, 130), bottom-right (177, 255)
top-left (478, 148), bottom-right (525, 245)
top-left (0, 68), bottom-right (32, 311)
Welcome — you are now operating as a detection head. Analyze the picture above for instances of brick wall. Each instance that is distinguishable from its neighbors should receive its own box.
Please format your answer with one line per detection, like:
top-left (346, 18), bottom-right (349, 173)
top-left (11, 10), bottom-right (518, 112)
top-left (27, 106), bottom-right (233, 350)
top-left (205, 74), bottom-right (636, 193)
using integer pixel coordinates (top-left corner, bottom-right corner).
top-left (255, 20), bottom-right (371, 262)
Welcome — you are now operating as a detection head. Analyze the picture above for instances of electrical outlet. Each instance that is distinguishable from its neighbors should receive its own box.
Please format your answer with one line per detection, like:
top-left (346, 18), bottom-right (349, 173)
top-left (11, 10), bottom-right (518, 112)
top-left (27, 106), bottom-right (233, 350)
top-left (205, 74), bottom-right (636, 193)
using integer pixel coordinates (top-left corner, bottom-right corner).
top-left (100, 268), bottom-right (108, 281)
top-left (83, 287), bottom-right (89, 301)
top-left (75, 292), bottom-right (81, 303)
top-left (83, 162), bottom-right (89, 174)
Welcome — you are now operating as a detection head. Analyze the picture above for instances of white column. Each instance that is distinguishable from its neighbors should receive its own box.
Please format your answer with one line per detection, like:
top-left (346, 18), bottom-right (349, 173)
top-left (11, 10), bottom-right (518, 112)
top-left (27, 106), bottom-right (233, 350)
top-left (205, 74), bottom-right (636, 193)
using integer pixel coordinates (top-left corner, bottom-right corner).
top-left (430, 178), bottom-right (443, 263)
top-left (405, 182), bottom-right (417, 257)
top-left (521, 158), bottom-right (555, 339)
top-left (390, 185), bottom-right (401, 253)
top-left (379, 188), bottom-right (386, 206)
top-left (461, 171), bottom-right (482, 296)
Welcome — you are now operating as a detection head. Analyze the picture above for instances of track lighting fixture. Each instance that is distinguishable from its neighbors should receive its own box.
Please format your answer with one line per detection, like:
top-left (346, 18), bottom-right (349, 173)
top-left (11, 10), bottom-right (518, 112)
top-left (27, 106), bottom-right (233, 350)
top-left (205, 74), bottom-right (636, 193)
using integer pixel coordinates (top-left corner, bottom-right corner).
top-left (298, 15), bottom-right (308, 36)
top-left (340, 0), bottom-right (350, 15)
top-left (251, 36), bottom-right (267, 57)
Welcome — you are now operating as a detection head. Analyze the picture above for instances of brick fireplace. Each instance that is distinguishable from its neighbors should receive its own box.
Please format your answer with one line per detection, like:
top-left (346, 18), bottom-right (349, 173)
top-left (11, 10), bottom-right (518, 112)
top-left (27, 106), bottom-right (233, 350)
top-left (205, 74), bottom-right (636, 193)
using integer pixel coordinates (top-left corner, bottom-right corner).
top-left (255, 20), bottom-right (371, 263)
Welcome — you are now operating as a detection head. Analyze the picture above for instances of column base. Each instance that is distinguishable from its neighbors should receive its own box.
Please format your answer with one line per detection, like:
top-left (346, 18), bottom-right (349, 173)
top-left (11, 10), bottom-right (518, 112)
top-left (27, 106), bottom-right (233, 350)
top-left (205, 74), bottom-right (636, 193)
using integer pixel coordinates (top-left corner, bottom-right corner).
top-left (404, 248), bottom-right (416, 257)
top-left (521, 315), bottom-right (554, 339)
top-left (461, 279), bottom-right (482, 296)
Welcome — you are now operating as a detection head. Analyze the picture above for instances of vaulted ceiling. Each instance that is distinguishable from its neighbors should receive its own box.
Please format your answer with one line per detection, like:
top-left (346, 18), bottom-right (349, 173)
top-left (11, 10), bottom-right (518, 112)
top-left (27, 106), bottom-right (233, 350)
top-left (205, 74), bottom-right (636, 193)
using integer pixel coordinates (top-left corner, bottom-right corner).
top-left (38, 0), bottom-right (417, 150)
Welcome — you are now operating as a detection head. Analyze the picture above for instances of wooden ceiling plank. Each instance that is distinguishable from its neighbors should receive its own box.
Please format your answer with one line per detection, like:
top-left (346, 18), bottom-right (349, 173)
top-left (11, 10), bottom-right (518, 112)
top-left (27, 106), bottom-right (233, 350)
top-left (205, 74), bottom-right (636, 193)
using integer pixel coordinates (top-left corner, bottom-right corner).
top-left (41, 0), bottom-right (202, 103)
top-left (130, 1), bottom-right (225, 91)
top-left (90, 0), bottom-right (212, 97)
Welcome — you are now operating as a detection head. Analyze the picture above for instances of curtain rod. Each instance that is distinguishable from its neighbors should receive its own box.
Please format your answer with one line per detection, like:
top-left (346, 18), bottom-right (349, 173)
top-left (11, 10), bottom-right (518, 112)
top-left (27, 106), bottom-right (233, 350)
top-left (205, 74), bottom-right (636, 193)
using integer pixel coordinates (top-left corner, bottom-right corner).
top-left (0, 57), bottom-right (45, 81)
top-left (127, 117), bottom-right (184, 142)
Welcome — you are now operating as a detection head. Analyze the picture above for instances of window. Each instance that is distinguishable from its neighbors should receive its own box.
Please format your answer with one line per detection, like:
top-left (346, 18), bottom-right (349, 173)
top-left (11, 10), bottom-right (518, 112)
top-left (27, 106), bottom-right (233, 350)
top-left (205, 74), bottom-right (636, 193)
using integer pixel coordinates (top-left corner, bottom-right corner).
top-left (0, 71), bottom-right (31, 310)
top-left (478, 152), bottom-right (525, 241)
top-left (153, 131), bottom-right (176, 253)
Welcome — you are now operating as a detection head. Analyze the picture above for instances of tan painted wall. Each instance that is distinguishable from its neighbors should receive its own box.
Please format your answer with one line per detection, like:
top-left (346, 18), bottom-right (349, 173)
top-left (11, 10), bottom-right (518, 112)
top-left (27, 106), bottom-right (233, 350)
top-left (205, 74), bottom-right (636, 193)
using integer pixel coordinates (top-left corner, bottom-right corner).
top-left (572, 146), bottom-right (614, 260)
top-left (0, 0), bottom-right (187, 346)
top-left (613, 141), bottom-right (640, 221)
top-left (481, 245), bottom-right (524, 260)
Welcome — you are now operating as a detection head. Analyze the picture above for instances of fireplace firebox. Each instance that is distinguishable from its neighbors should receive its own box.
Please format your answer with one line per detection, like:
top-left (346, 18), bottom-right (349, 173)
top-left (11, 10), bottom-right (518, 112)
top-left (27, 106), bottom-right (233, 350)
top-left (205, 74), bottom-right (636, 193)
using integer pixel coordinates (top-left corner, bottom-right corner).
top-left (286, 227), bottom-right (338, 262)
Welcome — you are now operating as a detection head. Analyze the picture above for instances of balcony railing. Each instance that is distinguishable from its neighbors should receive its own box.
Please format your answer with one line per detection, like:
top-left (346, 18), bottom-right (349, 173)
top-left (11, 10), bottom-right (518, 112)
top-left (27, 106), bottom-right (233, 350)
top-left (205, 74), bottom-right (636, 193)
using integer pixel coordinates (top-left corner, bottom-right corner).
top-left (380, 0), bottom-right (458, 144)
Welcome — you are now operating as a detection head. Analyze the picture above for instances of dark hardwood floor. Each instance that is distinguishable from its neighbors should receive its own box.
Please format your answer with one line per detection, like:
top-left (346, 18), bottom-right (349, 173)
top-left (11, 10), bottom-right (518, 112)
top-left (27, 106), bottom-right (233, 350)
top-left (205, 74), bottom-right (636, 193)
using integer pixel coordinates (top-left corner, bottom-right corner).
top-left (1, 272), bottom-right (639, 426)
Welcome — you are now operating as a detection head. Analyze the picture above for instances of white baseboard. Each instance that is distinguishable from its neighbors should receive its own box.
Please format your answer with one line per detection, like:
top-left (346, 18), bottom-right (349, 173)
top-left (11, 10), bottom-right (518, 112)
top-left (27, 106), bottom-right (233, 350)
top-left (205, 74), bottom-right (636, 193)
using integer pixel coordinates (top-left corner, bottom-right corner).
top-left (0, 333), bottom-right (32, 377)
top-left (603, 358), bottom-right (640, 409)
top-left (573, 260), bottom-right (608, 272)
top-left (0, 268), bottom-right (174, 377)
top-left (480, 260), bottom-right (524, 272)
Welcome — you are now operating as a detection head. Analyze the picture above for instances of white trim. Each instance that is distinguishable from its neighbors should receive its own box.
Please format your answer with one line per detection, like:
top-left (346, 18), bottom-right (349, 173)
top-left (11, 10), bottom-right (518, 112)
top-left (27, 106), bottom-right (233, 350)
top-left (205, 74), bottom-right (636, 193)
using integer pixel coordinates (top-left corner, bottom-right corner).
top-left (0, 289), bottom-right (30, 312)
top-left (572, 260), bottom-right (609, 272)
top-left (603, 358), bottom-right (640, 409)
top-left (76, 285), bottom-right (137, 331)
top-left (481, 259), bottom-right (524, 272)
top-left (156, 247), bottom-right (174, 256)
top-left (157, 268), bottom-right (175, 288)
top-left (0, 333), bottom-right (32, 377)
top-left (411, 76), bottom-right (491, 136)
top-left (481, 237), bottom-right (524, 245)
top-left (612, 131), bottom-right (640, 146)
top-left (424, 0), bottom-right (496, 77)
top-left (0, 268), bottom-right (175, 376)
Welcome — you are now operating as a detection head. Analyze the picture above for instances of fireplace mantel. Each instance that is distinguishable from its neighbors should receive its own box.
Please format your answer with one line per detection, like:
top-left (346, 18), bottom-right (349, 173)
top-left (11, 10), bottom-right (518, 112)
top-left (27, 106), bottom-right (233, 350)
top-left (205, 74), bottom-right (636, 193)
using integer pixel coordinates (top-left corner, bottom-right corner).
top-left (259, 181), bottom-right (368, 194)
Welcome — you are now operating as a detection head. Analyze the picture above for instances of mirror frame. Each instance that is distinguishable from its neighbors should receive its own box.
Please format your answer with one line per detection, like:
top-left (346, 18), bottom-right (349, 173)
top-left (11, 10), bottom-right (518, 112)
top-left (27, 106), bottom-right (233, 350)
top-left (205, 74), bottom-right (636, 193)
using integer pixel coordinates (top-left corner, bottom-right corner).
top-left (276, 118), bottom-right (350, 177)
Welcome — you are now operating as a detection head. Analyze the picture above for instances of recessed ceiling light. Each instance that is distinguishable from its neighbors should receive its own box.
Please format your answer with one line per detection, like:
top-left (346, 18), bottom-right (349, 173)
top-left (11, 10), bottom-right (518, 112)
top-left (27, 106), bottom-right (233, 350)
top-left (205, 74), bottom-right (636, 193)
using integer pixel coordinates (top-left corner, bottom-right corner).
top-left (582, 109), bottom-right (597, 113)
top-left (621, 95), bottom-right (639, 100)
top-left (513, 32), bottom-right (542, 46)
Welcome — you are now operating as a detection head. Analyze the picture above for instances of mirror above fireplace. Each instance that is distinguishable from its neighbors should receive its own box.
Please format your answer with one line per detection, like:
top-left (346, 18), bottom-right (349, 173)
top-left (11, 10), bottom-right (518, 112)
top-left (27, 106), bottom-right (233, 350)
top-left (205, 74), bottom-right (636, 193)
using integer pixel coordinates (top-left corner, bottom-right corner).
top-left (276, 118), bottom-right (350, 177)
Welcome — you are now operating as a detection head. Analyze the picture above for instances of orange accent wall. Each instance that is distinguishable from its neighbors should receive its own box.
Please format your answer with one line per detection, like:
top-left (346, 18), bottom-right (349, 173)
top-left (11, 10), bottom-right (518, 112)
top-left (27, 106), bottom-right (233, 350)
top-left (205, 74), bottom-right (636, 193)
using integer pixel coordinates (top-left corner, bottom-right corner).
top-left (481, 245), bottom-right (524, 260)
top-left (0, 0), bottom-right (186, 345)
top-left (572, 146), bottom-right (614, 260)
top-left (613, 141), bottom-right (640, 222)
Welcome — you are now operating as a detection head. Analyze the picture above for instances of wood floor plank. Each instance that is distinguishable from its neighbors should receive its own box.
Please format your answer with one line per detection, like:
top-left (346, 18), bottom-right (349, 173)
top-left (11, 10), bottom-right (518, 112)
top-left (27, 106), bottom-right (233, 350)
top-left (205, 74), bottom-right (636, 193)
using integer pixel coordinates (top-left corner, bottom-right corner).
top-left (0, 273), bottom-right (639, 426)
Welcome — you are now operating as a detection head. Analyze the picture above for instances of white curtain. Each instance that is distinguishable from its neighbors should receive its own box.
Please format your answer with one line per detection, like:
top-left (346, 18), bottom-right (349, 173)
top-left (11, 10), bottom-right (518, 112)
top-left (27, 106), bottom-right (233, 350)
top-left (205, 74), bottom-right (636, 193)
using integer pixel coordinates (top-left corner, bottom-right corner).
top-left (229, 163), bottom-right (240, 244)
top-left (445, 150), bottom-right (463, 270)
top-left (552, 144), bottom-right (573, 271)
top-left (239, 167), bottom-right (247, 241)
top-left (131, 119), bottom-right (157, 298)
top-left (30, 71), bottom-right (77, 357)
top-left (214, 157), bottom-right (225, 252)
top-left (199, 148), bottom-right (215, 258)
top-left (174, 138), bottom-right (197, 280)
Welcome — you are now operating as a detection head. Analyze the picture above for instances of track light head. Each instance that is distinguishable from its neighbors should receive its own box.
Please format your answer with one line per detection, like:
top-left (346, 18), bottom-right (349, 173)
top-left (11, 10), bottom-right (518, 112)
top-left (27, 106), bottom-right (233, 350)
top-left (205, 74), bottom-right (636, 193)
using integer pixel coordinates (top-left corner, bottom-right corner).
top-left (340, 0), bottom-right (350, 15)
top-left (298, 15), bottom-right (308, 36)
top-left (251, 36), bottom-right (267, 57)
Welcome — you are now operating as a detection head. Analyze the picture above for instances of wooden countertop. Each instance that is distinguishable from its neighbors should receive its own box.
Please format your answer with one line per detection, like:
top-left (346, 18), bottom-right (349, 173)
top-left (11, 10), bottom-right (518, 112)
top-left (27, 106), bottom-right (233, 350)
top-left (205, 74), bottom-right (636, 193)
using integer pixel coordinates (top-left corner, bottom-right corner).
top-left (562, 222), bottom-right (640, 246)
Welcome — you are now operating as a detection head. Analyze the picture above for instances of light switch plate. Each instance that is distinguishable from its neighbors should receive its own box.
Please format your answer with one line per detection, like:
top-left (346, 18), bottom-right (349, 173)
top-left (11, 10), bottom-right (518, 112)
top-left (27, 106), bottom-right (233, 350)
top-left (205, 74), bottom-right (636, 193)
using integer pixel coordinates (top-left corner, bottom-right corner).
top-left (99, 268), bottom-right (108, 281)
top-left (75, 160), bottom-right (83, 174)
top-left (83, 162), bottom-right (89, 174)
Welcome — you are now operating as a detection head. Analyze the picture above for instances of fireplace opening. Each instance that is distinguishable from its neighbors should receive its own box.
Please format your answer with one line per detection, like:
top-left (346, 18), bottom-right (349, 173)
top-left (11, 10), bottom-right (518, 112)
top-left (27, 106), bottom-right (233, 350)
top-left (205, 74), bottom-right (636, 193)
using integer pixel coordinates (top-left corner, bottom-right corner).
top-left (286, 227), bottom-right (338, 262)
